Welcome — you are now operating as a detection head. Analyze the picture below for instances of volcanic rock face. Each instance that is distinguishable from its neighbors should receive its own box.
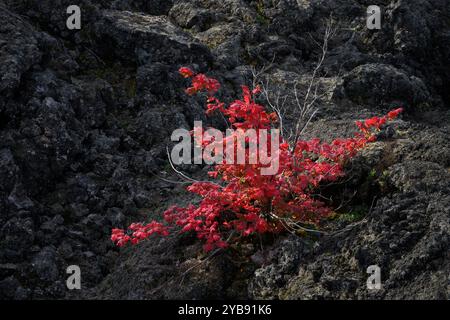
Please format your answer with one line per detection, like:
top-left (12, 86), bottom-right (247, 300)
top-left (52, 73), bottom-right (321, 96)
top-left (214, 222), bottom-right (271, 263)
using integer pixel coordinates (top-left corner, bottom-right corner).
top-left (0, 0), bottom-right (449, 299)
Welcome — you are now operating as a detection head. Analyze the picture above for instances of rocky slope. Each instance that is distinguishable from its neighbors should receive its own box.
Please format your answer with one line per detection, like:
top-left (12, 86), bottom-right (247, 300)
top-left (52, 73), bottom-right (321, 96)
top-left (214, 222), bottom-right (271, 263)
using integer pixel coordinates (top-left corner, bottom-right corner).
top-left (0, 0), bottom-right (449, 299)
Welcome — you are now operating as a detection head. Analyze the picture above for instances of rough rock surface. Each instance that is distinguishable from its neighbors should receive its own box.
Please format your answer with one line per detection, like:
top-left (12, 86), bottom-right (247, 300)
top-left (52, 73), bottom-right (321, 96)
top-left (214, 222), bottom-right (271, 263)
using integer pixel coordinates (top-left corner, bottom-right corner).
top-left (0, 0), bottom-right (449, 299)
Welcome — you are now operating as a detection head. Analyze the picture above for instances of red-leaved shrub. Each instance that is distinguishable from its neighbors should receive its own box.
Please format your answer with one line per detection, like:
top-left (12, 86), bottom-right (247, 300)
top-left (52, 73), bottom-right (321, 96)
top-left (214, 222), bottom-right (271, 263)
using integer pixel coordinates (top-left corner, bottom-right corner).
top-left (111, 67), bottom-right (403, 252)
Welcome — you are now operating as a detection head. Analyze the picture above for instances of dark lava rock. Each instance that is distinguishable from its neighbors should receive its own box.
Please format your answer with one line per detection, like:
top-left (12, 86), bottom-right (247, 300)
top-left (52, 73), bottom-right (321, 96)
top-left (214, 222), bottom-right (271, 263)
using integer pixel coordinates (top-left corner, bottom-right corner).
top-left (93, 10), bottom-right (213, 66)
top-left (0, 7), bottom-right (41, 100)
top-left (342, 63), bottom-right (430, 110)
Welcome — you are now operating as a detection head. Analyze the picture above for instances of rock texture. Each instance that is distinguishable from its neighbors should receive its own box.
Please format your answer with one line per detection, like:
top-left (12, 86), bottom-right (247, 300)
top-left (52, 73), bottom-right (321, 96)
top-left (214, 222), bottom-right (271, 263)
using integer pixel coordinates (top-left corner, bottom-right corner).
top-left (0, 0), bottom-right (449, 299)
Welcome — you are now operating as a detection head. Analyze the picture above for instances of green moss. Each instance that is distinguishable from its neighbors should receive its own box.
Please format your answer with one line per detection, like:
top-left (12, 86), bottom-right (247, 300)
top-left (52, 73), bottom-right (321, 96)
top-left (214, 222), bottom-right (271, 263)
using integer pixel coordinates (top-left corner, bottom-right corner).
top-left (376, 169), bottom-right (391, 192)
top-left (84, 62), bottom-right (137, 98)
top-left (124, 78), bottom-right (137, 98)
top-left (255, 0), bottom-right (270, 26)
top-left (336, 206), bottom-right (368, 222)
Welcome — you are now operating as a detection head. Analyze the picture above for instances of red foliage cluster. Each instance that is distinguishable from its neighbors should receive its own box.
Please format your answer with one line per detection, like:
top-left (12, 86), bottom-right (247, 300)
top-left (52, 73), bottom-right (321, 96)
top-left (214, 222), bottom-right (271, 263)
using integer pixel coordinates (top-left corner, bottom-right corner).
top-left (111, 67), bottom-right (403, 252)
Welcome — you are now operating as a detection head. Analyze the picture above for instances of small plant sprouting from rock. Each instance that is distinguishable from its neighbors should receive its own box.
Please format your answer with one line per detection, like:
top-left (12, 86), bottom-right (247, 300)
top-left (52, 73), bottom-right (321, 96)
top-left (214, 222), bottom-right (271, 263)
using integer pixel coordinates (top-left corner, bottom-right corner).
top-left (111, 67), bottom-right (403, 252)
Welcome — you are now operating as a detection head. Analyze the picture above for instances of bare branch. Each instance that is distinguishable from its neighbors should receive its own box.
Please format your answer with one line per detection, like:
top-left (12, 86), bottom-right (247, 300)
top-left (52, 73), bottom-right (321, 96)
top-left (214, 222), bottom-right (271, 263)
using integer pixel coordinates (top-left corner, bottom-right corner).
top-left (165, 146), bottom-right (222, 187)
top-left (291, 17), bottom-right (337, 152)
